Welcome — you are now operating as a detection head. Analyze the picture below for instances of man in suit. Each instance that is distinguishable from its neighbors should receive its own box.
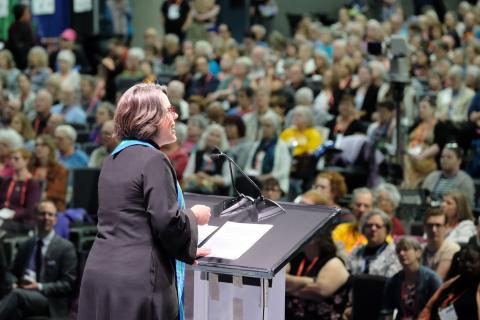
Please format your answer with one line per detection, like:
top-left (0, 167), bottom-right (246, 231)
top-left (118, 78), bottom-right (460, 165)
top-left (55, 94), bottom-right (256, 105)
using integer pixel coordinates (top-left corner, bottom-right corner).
top-left (0, 200), bottom-right (77, 320)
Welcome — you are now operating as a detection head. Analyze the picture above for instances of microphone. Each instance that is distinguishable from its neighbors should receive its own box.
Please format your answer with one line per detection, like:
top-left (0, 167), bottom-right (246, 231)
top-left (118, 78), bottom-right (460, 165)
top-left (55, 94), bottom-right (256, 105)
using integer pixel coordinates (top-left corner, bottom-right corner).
top-left (210, 147), bottom-right (263, 198)
top-left (210, 147), bottom-right (286, 221)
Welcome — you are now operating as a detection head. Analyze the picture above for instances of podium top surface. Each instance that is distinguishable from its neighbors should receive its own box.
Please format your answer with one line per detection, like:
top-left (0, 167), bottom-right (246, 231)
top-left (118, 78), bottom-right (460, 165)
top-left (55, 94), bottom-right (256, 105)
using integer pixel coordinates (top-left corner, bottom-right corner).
top-left (185, 193), bottom-right (338, 279)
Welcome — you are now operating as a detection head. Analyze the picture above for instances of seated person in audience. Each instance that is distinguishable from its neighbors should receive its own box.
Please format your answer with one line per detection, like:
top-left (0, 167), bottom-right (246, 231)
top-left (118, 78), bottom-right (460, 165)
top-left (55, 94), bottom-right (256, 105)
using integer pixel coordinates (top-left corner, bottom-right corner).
top-left (51, 83), bottom-right (86, 125)
top-left (243, 113), bottom-right (291, 197)
top-left (279, 105), bottom-right (323, 157)
top-left (332, 187), bottom-right (375, 255)
top-left (403, 96), bottom-right (442, 188)
top-left (260, 177), bottom-right (287, 202)
top-left (367, 100), bottom-right (396, 156)
top-left (373, 183), bottom-right (405, 236)
top-left (30, 135), bottom-right (68, 212)
top-left (310, 171), bottom-right (348, 208)
top-left (183, 124), bottom-right (231, 195)
top-left (44, 114), bottom-right (65, 136)
top-left (440, 190), bottom-right (476, 244)
top-left (347, 209), bottom-right (401, 277)
top-left (224, 115), bottom-right (251, 171)
top-left (421, 208), bottom-right (461, 280)
top-left (0, 128), bottom-right (23, 177)
top-left (326, 94), bottom-right (365, 143)
top-left (89, 120), bottom-right (118, 169)
top-left (188, 56), bottom-right (219, 97)
top-left (88, 102), bottom-right (114, 144)
top-left (160, 127), bottom-right (189, 182)
top-left (286, 232), bottom-right (350, 320)
top-left (54, 125), bottom-right (89, 169)
top-left (9, 114), bottom-right (35, 150)
top-left (0, 200), bottom-right (77, 319)
top-left (31, 89), bottom-right (54, 136)
top-left (298, 189), bottom-right (329, 205)
top-left (419, 245), bottom-right (480, 320)
top-left (382, 236), bottom-right (442, 320)
top-left (0, 148), bottom-right (41, 233)
top-left (182, 115), bottom-right (208, 154)
top-left (422, 142), bottom-right (475, 207)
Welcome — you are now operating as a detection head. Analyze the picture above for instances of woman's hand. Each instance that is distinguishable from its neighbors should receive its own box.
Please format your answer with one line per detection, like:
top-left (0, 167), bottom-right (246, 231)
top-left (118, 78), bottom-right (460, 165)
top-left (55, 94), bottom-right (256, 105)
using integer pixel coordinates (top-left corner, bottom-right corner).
top-left (194, 247), bottom-right (211, 265)
top-left (191, 205), bottom-right (211, 225)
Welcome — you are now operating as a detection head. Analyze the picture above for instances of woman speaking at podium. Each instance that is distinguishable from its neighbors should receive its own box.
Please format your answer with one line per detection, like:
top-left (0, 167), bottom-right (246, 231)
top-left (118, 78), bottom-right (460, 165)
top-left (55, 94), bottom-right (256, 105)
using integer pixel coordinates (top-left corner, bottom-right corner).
top-left (78, 83), bottom-right (211, 320)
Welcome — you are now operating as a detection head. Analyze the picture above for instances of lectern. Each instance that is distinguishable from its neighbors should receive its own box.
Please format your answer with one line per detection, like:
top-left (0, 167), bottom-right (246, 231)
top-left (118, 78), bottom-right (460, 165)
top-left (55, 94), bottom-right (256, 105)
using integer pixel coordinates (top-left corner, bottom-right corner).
top-left (183, 193), bottom-right (338, 320)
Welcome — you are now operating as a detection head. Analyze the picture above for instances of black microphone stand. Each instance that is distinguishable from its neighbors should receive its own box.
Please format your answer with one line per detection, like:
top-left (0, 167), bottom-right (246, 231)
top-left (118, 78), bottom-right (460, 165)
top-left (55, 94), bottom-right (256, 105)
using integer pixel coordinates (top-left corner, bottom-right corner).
top-left (210, 148), bottom-right (285, 221)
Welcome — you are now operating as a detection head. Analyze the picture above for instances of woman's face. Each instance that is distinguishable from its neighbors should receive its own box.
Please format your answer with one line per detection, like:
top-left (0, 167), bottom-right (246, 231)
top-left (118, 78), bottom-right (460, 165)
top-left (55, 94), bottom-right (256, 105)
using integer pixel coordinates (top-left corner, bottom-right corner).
top-left (396, 246), bottom-right (420, 268)
top-left (156, 105), bottom-right (179, 147)
top-left (205, 129), bottom-right (222, 149)
top-left (95, 107), bottom-right (111, 126)
top-left (339, 101), bottom-right (353, 117)
top-left (58, 59), bottom-right (71, 73)
top-left (28, 52), bottom-right (40, 67)
top-left (323, 70), bottom-right (333, 87)
top-left (187, 123), bottom-right (202, 141)
top-left (10, 151), bottom-right (28, 171)
top-left (35, 138), bottom-right (50, 161)
top-left (419, 100), bottom-right (434, 120)
top-left (364, 214), bottom-right (388, 246)
top-left (261, 120), bottom-right (276, 139)
top-left (313, 177), bottom-right (333, 202)
top-left (440, 195), bottom-right (457, 221)
top-left (10, 116), bottom-right (23, 134)
top-left (0, 55), bottom-right (7, 69)
top-left (225, 124), bottom-right (239, 140)
top-left (440, 148), bottom-right (461, 173)
top-left (292, 111), bottom-right (307, 129)
top-left (459, 247), bottom-right (480, 278)
top-left (376, 191), bottom-right (395, 215)
top-left (18, 75), bottom-right (30, 93)
top-left (358, 66), bottom-right (371, 84)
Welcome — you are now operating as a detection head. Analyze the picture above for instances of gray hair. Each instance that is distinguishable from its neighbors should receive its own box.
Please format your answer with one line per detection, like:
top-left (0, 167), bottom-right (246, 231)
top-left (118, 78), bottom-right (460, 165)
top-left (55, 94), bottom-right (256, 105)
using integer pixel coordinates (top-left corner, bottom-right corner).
top-left (235, 56), bottom-right (253, 69)
top-left (260, 112), bottom-right (281, 133)
top-left (466, 64), bottom-right (480, 78)
top-left (449, 65), bottom-right (464, 79)
top-left (55, 124), bottom-right (77, 142)
top-left (28, 46), bottom-right (49, 68)
top-left (0, 128), bottom-right (23, 149)
top-left (188, 114), bottom-right (208, 130)
top-left (360, 208), bottom-right (393, 234)
top-left (374, 183), bottom-right (401, 208)
top-left (294, 87), bottom-right (314, 106)
top-left (164, 33), bottom-right (180, 46)
top-left (291, 105), bottom-right (315, 128)
top-left (352, 187), bottom-right (373, 205)
top-left (195, 40), bottom-right (213, 58)
top-left (57, 49), bottom-right (76, 67)
top-left (128, 47), bottom-right (145, 61)
top-left (197, 123), bottom-right (229, 151)
top-left (167, 80), bottom-right (185, 97)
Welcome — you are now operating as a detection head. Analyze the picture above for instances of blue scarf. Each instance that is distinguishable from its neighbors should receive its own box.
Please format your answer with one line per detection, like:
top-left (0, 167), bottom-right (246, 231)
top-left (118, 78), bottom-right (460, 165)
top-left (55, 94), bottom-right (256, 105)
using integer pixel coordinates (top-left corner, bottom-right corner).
top-left (112, 139), bottom-right (186, 320)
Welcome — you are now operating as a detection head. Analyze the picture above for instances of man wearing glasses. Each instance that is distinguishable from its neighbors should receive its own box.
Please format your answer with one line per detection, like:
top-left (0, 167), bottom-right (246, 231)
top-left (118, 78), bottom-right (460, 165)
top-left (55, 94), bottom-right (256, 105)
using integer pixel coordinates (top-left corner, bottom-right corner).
top-left (421, 208), bottom-right (460, 280)
top-left (0, 200), bottom-right (77, 319)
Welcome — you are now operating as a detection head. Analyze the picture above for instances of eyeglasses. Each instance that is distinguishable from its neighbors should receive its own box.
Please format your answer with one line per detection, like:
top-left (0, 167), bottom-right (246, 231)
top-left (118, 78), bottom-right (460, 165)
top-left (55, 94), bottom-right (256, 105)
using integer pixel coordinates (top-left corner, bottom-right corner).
top-left (167, 105), bottom-right (178, 115)
top-left (101, 131), bottom-right (113, 137)
top-left (37, 211), bottom-right (56, 217)
top-left (425, 223), bottom-right (445, 229)
top-left (364, 223), bottom-right (385, 230)
top-left (445, 142), bottom-right (459, 149)
top-left (10, 156), bottom-right (22, 161)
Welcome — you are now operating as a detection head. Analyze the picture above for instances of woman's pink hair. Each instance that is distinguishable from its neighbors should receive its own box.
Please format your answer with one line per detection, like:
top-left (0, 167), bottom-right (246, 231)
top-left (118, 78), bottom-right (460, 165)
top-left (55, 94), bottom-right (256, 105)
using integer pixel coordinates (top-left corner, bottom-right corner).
top-left (114, 83), bottom-right (169, 141)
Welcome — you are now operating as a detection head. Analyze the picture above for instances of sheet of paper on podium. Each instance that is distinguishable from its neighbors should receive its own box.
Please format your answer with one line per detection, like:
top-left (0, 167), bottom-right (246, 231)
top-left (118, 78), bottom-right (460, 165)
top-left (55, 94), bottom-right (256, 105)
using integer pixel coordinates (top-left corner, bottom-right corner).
top-left (198, 225), bottom-right (218, 245)
top-left (201, 221), bottom-right (273, 260)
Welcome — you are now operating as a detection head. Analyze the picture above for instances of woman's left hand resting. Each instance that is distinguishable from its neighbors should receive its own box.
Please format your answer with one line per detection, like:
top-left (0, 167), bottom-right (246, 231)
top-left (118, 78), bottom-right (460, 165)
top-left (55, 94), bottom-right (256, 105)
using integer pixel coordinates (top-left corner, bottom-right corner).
top-left (191, 205), bottom-right (211, 225)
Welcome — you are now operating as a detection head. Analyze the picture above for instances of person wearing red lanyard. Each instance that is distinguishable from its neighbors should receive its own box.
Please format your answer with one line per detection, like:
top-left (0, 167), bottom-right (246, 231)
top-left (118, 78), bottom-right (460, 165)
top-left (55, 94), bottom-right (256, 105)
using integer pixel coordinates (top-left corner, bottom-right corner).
top-left (419, 245), bottom-right (480, 320)
top-left (286, 233), bottom-right (350, 320)
top-left (0, 148), bottom-right (41, 233)
top-left (382, 237), bottom-right (442, 320)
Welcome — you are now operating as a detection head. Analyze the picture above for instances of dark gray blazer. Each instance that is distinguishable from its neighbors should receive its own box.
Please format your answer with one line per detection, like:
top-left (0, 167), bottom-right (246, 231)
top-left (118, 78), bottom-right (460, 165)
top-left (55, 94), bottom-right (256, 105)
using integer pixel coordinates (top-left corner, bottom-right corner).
top-left (10, 234), bottom-right (77, 319)
top-left (78, 145), bottom-right (198, 320)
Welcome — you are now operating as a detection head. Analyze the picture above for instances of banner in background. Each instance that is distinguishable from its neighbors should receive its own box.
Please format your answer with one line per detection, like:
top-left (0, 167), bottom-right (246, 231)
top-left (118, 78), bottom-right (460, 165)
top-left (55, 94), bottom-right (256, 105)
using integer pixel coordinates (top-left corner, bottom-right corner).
top-left (32, 0), bottom-right (55, 15)
top-left (74, 0), bottom-right (92, 13)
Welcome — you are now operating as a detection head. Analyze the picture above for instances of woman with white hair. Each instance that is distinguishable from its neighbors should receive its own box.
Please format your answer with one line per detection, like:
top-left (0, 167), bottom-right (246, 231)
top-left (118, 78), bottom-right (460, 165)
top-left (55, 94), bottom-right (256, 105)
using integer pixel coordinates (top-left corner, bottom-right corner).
top-left (183, 123), bottom-right (231, 195)
top-left (0, 49), bottom-right (21, 93)
top-left (54, 49), bottom-right (80, 90)
top-left (54, 124), bottom-right (89, 169)
top-left (374, 183), bottom-right (405, 236)
top-left (0, 128), bottom-right (23, 177)
top-left (280, 105), bottom-right (323, 157)
top-left (25, 46), bottom-right (52, 92)
top-left (243, 112), bottom-right (291, 196)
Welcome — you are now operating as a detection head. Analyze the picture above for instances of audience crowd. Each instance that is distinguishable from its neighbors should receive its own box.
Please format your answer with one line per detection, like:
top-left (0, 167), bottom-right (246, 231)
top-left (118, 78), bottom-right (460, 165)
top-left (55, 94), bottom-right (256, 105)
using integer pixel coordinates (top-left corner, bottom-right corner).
top-left (0, 0), bottom-right (478, 319)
